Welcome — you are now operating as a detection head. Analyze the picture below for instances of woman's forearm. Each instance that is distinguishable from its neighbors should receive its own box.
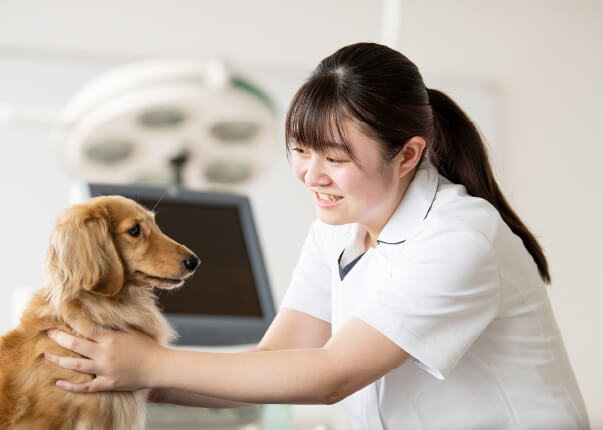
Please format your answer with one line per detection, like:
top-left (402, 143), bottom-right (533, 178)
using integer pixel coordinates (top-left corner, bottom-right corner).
top-left (148, 347), bottom-right (340, 405)
top-left (148, 345), bottom-right (266, 408)
top-left (149, 387), bottom-right (256, 408)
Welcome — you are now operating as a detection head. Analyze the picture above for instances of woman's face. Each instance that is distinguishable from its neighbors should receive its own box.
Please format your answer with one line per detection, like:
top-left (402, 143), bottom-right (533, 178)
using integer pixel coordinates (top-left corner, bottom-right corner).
top-left (291, 121), bottom-right (404, 234)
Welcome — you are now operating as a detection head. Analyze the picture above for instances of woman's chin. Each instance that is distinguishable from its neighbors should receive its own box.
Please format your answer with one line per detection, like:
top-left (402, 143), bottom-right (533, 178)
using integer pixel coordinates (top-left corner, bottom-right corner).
top-left (316, 209), bottom-right (349, 226)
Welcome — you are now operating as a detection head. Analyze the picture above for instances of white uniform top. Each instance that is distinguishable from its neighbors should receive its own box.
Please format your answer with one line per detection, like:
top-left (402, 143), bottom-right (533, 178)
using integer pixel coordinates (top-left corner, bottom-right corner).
top-left (281, 158), bottom-right (590, 430)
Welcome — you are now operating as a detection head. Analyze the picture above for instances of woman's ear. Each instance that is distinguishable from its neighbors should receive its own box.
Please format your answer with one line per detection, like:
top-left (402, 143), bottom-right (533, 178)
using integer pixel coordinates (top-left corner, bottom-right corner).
top-left (44, 204), bottom-right (124, 307)
top-left (397, 136), bottom-right (427, 178)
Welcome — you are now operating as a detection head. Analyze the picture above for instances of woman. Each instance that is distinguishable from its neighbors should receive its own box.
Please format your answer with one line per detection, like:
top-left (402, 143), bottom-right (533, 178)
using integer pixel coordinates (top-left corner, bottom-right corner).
top-left (46, 43), bottom-right (589, 429)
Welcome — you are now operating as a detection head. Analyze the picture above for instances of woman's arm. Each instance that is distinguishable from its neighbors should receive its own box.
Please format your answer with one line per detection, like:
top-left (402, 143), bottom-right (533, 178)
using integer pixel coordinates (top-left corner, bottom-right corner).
top-left (45, 312), bottom-right (407, 405)
top-left (147, 345), bottom-right (265, 408)
top-left (148, 387), bottom-right (255, 408)
top-left (148, 309), bottom-right (333, 407)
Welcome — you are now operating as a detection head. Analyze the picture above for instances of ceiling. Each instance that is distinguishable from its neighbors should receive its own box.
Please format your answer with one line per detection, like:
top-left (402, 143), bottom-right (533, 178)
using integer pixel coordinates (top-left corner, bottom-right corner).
top-left (0, 0), bottom-right (385, 68)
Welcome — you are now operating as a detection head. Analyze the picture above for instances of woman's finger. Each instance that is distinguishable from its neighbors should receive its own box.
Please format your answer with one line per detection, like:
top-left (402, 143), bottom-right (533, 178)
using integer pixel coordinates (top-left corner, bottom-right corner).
top-left (44, 352), bottom-right (97, 375)
top-left (47, 328), bottom-right (97, 358)
top-left (55, 377), bottom-right (108, 393)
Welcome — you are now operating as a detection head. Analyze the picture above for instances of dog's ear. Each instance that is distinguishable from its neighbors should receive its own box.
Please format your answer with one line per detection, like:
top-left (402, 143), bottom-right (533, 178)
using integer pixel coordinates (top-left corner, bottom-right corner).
top-left (44, 203), bottom-right (124, 307)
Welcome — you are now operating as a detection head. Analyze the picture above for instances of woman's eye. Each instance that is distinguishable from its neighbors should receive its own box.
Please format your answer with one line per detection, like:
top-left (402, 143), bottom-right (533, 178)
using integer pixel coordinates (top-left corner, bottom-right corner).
top-left (326, 157), bottom-right (343, 164)
top-left (128, 224), bottom-right (141, 237)
top-left (291, 147), bottom-right (306, 154)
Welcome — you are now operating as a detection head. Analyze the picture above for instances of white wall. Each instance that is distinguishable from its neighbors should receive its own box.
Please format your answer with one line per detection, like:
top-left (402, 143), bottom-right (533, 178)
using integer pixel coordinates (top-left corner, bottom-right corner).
top-left (0, 0), bottom-right (601, 427)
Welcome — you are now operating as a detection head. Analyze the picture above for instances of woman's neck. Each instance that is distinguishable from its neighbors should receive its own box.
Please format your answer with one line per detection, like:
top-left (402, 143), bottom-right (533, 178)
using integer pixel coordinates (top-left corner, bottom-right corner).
top-left (364, 232), bottom-right (379, 249)
top-left (361, 167), bottom-right (416, 250)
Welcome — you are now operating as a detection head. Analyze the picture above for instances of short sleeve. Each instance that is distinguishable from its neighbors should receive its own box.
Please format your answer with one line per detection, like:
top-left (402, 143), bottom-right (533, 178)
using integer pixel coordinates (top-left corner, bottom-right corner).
top-left (280, 220), bottom-right (333, 323)
top-left (355, 226), bottom-right (500, 379)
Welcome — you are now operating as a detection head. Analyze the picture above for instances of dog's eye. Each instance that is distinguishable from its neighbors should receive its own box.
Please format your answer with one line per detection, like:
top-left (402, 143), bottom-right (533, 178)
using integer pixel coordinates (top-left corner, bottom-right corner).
top-left (127, 224), bottom-right (141, 237)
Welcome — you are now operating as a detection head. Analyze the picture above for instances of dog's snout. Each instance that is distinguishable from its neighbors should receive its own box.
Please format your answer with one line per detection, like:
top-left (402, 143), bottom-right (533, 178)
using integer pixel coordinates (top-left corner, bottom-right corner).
top-left (183, 255), bottom-right (200, 272)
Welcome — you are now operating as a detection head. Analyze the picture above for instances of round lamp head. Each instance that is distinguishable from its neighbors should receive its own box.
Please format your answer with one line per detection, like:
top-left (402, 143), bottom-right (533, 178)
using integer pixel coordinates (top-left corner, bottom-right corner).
top-left (56, 59), bottom-right (277, 190)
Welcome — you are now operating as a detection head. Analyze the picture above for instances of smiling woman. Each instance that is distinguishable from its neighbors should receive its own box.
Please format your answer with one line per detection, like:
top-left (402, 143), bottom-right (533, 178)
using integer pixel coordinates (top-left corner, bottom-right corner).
top-left (43, 42), bottom-right (589, 430)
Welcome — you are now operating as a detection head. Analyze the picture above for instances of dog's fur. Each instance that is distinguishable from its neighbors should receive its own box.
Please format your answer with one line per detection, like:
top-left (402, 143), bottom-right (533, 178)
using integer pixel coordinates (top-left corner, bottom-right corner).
top-left (0, 195), bottom-right (198, 429)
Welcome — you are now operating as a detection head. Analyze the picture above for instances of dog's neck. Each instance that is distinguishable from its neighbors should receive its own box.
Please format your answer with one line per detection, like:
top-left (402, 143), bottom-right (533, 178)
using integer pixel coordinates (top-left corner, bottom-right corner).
top-left (53, 285), bottom-right (175, 344)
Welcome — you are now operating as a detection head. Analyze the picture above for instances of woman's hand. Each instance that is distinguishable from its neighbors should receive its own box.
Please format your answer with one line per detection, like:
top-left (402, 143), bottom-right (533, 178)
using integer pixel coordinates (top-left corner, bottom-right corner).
top-left (44, 321), bottom-right (165, 393)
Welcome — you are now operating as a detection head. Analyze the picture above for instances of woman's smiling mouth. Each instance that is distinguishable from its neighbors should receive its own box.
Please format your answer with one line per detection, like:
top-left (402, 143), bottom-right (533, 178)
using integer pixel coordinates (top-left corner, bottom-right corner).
top-left (317, 192), bottom-right (343, 202)
top-left (313, 191), bottom-right (344, 208)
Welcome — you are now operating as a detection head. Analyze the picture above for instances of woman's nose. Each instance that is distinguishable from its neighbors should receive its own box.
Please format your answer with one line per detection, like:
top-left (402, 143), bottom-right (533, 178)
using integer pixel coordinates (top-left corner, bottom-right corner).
top-left (304, 157), bottom-right (331, 187)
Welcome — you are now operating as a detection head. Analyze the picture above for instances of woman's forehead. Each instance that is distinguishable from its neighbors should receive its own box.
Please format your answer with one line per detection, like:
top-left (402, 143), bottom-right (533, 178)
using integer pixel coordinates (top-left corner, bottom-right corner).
top-left (293, 119), bottom-right (370, 148)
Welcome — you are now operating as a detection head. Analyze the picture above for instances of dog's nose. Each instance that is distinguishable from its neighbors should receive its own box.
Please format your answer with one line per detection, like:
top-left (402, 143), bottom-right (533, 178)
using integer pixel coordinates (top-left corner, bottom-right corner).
top-left (183, 255), bottom-right (200, 272)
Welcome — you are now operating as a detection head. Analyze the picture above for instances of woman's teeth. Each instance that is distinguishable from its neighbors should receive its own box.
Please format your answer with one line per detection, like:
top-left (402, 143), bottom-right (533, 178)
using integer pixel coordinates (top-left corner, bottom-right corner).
top-left (318, 193), bottom-right (342, 202)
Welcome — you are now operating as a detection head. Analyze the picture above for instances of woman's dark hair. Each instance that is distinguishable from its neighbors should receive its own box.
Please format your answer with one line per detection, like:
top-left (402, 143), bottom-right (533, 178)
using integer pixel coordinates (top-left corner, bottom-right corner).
top-left (285, 42), bottom-right (550, 284)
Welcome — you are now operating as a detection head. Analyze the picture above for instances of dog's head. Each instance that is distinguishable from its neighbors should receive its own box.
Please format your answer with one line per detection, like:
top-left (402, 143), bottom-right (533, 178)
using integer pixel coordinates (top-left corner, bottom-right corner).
top-left (44, 195), bottom-right (199, 307)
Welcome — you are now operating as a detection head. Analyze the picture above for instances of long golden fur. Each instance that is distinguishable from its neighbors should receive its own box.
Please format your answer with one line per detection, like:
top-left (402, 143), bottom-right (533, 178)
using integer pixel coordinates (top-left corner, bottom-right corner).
top-left (0, 195), bottom-right (199, 429)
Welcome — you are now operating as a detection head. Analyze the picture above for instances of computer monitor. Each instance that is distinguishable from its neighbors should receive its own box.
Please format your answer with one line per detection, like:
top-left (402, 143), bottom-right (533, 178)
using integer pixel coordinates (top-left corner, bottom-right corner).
top-left (72, 183), bottom-right (276, 347)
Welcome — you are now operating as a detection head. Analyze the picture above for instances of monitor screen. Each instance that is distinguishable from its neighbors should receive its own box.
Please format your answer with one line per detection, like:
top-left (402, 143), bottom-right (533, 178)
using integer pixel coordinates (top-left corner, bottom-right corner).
top-left (73, 183), bottom-right (276, 346)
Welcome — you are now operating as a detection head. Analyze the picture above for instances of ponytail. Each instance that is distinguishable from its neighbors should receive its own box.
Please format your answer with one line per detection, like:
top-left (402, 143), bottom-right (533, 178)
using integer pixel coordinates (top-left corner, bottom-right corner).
top-left (427, 88), bottom-right (550, 284)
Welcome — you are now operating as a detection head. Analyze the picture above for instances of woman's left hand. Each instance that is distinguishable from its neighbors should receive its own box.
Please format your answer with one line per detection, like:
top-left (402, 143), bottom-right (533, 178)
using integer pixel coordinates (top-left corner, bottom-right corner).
top-left (45, 321), bottom-right (164, 393)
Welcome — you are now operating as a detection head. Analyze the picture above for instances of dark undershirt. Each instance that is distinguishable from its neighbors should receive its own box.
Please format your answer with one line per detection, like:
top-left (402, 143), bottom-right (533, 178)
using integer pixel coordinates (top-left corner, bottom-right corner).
top-left (338, 250), bottom-right (366, 281)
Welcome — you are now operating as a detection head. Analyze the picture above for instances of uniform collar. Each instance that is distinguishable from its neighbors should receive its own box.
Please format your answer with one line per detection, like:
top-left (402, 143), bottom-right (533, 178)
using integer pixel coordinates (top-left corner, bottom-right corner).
top-left (376, 156), bottom-right (439, 245)
top-left (341, 157), bottom-right (439, 265)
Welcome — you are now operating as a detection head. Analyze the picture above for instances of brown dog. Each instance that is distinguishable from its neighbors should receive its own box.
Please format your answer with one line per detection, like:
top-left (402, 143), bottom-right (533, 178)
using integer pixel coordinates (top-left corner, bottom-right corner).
top-left (0, 195), bottom-right (199, 429)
